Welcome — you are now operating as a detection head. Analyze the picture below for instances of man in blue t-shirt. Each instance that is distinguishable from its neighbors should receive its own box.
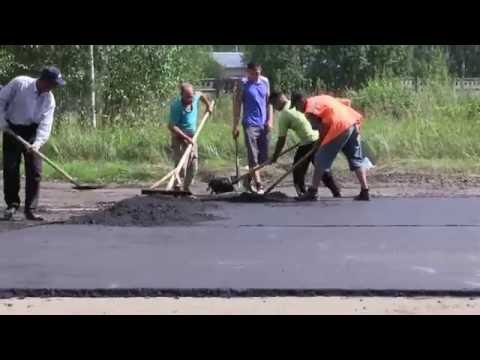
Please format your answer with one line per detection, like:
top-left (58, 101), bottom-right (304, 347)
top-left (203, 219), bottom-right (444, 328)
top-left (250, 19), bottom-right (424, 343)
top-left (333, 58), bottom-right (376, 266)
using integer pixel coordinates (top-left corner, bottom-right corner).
top-left (232, 62), bottom-right (273, 194)
top-left (169, 82), bottom-right (213, 192)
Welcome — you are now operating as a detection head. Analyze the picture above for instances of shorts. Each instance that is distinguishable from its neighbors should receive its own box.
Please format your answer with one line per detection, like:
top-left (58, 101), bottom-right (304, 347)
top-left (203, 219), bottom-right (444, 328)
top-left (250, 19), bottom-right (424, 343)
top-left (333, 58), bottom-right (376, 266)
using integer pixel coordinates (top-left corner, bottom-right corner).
top-left (314, 125), bottom-right (366, 172)
top-left (243, 125), bottom-right (270, 168)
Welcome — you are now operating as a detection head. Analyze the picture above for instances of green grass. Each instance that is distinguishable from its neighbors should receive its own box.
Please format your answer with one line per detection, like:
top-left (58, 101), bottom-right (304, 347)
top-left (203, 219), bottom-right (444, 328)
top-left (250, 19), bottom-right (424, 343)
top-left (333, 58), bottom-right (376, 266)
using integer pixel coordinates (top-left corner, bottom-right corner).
top-left (41, 161), bottom-right (167, 184)
top-left (5, 82), bottom-right (480, 184)
top-left (352, 77), bottom-right (480, 162)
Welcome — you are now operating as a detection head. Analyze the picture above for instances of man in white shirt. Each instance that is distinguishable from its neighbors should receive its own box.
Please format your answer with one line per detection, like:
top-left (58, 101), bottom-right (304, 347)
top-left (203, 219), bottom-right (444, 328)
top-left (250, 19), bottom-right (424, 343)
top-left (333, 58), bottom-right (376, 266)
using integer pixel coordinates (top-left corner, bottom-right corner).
top-left (0, 66), bottom-right (65, 221)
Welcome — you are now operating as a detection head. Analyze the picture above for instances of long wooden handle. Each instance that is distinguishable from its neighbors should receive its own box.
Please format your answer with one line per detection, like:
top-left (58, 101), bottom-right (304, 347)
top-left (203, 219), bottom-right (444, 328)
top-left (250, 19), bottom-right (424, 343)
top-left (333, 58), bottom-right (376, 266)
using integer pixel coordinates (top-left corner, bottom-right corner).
top-left (150, 101), bottom-right (215, 190)
top-left (4, 129), bottom-right (81, 187)
top-left (149, 169), bottom-right (176, 189)
top-left (264, 144), bottom-right (318, 195)
top-left (232, 143), bottom-right (300, 185)
top-left (191, 101), bottom-right (214, 144)
top-left (235, 138), bottom-right (239, 179)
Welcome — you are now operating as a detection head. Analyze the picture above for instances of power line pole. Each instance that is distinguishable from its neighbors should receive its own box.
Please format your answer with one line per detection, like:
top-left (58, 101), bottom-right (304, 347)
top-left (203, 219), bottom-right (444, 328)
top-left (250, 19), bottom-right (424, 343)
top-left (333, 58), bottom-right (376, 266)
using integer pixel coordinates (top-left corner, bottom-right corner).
top-left (90, 45), bottom-right (97, 129)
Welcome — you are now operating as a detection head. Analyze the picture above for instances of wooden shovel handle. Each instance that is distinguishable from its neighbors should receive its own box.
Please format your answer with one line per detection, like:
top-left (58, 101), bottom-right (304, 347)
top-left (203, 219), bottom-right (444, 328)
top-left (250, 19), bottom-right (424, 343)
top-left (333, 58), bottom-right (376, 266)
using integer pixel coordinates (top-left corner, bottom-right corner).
top-left (264, 144), bottom-right (319, 195)
top-left (4, 129), bottom-right (81, 187)
top-left (232, 143), bottom-right (300, 185)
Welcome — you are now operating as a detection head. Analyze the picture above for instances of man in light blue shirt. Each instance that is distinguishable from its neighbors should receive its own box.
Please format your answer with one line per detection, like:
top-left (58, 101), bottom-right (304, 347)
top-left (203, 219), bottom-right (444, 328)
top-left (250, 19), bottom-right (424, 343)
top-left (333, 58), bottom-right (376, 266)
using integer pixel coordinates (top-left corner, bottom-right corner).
top-left (168, 83), bottom-right (213, 193)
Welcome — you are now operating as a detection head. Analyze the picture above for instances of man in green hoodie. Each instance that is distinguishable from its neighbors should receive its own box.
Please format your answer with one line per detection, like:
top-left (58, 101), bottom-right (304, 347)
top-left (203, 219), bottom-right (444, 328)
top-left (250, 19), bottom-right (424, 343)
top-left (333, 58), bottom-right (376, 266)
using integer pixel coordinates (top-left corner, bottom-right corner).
top-left (269, 91), bottom-right (341, 197)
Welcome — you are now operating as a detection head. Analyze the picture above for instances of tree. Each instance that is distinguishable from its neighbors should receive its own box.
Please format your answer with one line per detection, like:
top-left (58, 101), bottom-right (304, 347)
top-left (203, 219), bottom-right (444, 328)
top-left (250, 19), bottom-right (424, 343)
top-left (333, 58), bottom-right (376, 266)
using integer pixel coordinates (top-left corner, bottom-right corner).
top-left (0, 47), bottom-right (14, 82)
top-left (0, 45), bottom-right (212, 123)
top-left (446, 45), bottom-right (480, 77)
top-left (244, 45), bottom-right (315, 92)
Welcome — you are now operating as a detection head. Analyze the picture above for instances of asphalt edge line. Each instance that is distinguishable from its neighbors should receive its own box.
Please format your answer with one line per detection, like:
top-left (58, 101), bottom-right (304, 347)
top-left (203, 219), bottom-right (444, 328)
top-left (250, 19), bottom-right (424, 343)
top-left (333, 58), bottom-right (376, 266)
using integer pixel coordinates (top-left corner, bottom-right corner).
top-left (1, 288), bottom-right (479, 299)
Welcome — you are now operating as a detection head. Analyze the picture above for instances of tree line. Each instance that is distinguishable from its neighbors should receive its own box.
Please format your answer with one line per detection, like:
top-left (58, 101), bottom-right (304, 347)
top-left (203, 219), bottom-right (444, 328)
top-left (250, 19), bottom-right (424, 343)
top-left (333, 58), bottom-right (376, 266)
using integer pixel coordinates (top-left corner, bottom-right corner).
top-left (244, 45), bottom-right (480, 92)
top-left (1, 45), bottom-right (479, 123)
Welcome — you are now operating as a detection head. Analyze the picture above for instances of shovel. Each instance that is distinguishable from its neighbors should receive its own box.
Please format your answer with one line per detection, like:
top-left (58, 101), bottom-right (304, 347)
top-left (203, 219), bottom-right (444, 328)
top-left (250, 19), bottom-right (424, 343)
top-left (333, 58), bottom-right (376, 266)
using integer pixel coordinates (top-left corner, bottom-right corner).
top-left (207, 143), bottom-right (300, 195)
top-left (4, 129), bottom-right (104, 190)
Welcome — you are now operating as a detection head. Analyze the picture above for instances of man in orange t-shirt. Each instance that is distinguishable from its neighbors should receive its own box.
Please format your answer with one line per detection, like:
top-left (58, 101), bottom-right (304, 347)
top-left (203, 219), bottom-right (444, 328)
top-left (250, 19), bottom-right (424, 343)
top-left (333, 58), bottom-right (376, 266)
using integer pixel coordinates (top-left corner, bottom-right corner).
top-left (291, 93), bottom-right (370, 201)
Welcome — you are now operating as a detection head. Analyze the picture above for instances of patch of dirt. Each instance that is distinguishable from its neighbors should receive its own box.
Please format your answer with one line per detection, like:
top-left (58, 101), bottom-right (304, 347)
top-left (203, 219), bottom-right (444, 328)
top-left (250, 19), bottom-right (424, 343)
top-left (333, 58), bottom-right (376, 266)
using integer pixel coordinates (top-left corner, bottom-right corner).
top-left (67, 195), bottom-right (223, 227)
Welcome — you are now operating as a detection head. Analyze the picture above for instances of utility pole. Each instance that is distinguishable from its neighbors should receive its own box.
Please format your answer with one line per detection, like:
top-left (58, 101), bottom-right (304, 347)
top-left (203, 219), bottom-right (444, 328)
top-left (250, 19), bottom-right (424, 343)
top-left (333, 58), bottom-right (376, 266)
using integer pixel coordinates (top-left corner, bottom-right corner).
top-left (90, 45), bottom-right (97, 129)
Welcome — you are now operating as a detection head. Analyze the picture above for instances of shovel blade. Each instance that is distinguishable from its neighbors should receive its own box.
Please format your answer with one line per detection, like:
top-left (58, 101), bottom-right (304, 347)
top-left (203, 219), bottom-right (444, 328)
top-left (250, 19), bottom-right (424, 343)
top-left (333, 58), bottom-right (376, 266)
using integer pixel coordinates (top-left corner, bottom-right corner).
top-left (73, 184), bottom-right (105, 190)
top-left (207, 177), bottom-right (236, 194)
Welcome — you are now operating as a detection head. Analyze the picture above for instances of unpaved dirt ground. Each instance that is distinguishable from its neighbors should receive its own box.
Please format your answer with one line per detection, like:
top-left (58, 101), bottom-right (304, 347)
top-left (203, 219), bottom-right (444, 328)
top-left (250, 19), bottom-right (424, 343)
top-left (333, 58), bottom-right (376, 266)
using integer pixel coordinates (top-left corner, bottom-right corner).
top-left (1, 297), bottom-right (480, 315)
top-left (1, 172), bottom-right (480, 232)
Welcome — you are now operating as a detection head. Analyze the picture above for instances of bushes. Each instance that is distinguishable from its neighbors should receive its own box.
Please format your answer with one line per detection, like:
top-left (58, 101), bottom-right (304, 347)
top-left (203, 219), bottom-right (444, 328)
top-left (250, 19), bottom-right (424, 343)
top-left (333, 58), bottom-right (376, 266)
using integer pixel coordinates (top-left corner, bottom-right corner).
top-left (348, 77), bottom-right (416, 119)
top-left (354, 77), bottom-right (480, 161)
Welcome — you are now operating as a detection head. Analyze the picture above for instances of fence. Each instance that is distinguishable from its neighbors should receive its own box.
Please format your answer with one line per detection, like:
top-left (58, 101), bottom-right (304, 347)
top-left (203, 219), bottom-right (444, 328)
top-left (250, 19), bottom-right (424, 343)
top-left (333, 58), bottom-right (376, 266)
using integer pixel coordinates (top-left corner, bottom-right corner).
top-left (401, 78), bottom-right (480, 93)
top-left (197, 78), bottom-right (240, 97)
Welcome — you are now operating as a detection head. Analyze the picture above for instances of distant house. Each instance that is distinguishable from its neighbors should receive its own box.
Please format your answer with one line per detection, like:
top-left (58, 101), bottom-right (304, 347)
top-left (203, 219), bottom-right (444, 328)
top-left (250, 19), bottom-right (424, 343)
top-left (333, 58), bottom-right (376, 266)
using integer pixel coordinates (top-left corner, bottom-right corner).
top-left (197, 52), bottom-right (247, 96)
top-left (210, 52), bottom-right (246, 80)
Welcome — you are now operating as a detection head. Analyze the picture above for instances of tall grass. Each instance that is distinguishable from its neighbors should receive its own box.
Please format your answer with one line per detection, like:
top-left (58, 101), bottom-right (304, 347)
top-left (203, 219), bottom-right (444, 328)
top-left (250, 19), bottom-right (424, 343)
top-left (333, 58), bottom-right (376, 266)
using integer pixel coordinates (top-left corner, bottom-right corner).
top-left (45, 96), bottom-right (241, 165)
top-left (349, 77), bottom-right (480, 162)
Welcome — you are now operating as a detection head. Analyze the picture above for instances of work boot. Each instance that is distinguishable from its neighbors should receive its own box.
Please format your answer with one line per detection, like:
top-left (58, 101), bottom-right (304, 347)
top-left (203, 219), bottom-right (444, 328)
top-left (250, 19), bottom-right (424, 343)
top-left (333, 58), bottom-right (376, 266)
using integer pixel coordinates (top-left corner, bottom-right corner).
top-left (354, 188), bottom-right (370, 201)
top-left (24, 210), bottom-right (44, 221)
top-left (322, 173), bottom-right (342, 198)
top-left (296, 187), bottom-right (318, 201)
top-left (3, 206), bottom-right (18, 221)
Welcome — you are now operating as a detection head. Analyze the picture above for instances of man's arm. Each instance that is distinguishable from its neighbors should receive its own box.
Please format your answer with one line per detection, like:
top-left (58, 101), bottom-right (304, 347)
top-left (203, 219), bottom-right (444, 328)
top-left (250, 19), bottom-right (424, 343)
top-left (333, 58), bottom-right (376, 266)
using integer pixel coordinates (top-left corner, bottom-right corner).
top-left (265, 78), bottom-right (273, 131)
top-left (271, 111), bottom-right (289, 162)
top-left (318, 122), bottom-right (329, 144)
top-left (267, 104), bottom-right (273, 131)
top-left (0, 79), bottom-right (18, 129)
top-left (232, 80), bottom-right (242, 138)
top-left (199, 93), bottom-right (213, 113)
top-left (168, 122), bottom-right (194, 145)
top-left (32, 102), bottom-right (55, 150)
top-left (271, 136), bottom-right (287, 163)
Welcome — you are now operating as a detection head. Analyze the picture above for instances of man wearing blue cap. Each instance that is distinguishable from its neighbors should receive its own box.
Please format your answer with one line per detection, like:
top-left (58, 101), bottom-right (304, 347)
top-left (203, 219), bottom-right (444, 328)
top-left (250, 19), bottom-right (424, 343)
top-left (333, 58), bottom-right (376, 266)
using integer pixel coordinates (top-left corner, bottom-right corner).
top-left (0, 66), bottom-right (65, 221)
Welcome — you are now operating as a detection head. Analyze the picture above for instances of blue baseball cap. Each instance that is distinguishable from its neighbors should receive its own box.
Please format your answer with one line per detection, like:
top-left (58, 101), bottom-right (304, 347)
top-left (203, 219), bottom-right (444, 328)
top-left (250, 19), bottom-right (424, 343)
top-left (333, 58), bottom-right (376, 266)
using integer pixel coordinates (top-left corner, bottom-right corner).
top-left (40, 66), bottom-right (66, 86)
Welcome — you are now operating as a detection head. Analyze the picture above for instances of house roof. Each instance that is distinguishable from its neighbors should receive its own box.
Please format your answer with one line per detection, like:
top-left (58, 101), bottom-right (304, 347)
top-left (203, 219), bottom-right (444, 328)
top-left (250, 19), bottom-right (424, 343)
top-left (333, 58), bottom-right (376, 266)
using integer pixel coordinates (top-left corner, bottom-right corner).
top-left (211, 52), bottom-right (246, 69)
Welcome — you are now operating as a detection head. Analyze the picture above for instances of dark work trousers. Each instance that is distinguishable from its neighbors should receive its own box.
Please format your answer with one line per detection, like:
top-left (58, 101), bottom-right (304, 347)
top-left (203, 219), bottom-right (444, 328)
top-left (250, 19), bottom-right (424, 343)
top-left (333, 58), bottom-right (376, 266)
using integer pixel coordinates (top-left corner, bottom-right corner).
top-left (2, 123), bottom-right (42, 211)
top-left (293, 141), bottom-right (340, 196)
